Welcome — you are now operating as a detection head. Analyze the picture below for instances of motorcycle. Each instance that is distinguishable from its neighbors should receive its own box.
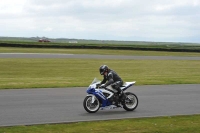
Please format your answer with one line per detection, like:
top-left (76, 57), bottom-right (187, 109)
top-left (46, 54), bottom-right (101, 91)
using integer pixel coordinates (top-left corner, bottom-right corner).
top-left (83, 78), bottom-right (138, 113)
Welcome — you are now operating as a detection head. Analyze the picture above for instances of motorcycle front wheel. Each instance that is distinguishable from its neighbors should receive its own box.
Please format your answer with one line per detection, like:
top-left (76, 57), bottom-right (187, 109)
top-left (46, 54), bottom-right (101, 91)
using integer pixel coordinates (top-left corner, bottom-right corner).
top-left (83, 96), bottom-right (100, 113)
top-left (122, 92), bottom-right (138, 111)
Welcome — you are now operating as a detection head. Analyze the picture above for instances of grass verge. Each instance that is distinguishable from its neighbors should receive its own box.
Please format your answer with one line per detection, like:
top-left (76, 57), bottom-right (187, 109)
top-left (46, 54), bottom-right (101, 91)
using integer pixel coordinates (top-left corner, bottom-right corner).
top-left (0, 58), bottom-right (200, 89)
top-left (0, 115), bottom-right (200, 133)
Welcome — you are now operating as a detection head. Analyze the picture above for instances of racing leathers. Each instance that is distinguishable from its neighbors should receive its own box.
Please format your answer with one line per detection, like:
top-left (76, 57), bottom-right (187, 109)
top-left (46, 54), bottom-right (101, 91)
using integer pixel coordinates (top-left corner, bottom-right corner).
top-left (100, 69), bottom-right (123, 94)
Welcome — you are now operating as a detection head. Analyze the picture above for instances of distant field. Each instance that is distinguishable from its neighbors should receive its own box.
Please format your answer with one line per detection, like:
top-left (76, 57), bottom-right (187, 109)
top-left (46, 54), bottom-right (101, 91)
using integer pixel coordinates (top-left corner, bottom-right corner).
top-left (1, 38), bottom-right (200, 52)
top-left (0, 47), bottom-right (200, 56)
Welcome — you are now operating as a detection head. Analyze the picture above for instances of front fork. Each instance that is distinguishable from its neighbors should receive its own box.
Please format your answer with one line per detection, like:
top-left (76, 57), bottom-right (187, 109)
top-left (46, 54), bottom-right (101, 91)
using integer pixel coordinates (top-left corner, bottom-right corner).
top-left (87, 94), bottom-right (96, 104)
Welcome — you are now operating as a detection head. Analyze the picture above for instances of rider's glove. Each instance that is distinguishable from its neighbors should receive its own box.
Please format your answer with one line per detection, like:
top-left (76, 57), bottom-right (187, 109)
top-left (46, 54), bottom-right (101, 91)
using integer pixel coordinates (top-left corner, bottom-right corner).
top-left (96, 83), bottom-right (101, 88)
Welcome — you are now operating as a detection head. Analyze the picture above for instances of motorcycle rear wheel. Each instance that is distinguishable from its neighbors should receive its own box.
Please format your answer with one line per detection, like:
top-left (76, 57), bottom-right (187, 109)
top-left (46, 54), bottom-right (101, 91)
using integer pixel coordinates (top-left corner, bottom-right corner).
top-left (122, 92), bottom-right (138, 111)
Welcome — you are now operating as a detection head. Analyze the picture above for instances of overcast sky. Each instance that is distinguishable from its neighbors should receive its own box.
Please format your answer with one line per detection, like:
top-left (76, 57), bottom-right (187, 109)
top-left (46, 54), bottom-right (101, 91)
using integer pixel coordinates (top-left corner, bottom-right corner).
top-left (0, 0), bottom-right (200, 43)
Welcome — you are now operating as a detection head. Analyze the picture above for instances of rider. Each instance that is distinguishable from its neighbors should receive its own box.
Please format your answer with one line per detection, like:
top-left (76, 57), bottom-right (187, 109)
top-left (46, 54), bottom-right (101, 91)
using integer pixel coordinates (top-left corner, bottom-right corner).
top-left (98, 65), bottom-right (124, 97)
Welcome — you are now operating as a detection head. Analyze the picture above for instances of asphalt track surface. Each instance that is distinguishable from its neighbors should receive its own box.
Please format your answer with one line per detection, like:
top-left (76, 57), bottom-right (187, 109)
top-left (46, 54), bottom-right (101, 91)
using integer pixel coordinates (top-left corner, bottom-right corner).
top-left (0, 85), bottom-right (200, 127)
top-left (0, 53), bottom-right (200, 127)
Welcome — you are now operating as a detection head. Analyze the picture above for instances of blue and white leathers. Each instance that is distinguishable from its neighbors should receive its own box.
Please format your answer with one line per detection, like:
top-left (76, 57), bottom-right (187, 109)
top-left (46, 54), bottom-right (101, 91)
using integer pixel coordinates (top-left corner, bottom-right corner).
top-left (83, 78), bottom-right (138, 113)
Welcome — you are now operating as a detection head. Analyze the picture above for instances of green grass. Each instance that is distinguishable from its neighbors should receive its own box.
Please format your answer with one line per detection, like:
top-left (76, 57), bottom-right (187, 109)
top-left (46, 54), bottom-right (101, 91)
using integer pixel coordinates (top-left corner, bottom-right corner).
top-left (1, 47), bottom-right (200, 56)
top-left (0, 58), bottom-right (200, 89)
top-left (0, 115), bottom-right (200, 133)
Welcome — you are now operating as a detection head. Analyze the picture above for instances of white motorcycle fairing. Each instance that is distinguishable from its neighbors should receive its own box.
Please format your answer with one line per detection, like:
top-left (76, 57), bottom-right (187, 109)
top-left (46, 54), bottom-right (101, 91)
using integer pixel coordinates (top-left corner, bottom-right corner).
top-left (83, 78), bottom-right (138, 113)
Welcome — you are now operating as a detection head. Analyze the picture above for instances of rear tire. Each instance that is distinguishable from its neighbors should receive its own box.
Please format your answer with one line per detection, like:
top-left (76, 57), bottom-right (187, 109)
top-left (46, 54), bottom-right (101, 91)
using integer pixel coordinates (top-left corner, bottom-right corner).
top-left (122, 92), bottom-right (138, 111)
top-left (83, 96), bottom-right (100, 113)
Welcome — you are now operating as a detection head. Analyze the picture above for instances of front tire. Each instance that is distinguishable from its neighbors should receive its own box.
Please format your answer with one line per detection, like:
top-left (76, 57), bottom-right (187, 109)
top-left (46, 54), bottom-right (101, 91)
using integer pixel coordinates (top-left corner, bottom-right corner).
top-left (122, 92), bottom-right (138, 111)
top-left (83, 95), bottom-right (100, 113)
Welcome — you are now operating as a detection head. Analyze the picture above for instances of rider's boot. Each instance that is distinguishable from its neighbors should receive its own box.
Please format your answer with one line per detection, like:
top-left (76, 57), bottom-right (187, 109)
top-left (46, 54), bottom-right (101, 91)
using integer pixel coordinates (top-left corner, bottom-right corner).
top-left (116, 87), bottom-right (123, 97)
top-left (115, 101), bottom-right (121, 107)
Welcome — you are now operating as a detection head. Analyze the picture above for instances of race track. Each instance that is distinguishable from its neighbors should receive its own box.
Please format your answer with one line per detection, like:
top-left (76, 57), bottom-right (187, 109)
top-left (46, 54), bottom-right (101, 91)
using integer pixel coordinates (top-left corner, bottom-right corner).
top-left (0, 53), bottom-right (200, 127)
top-left (0, 85), bottom-right (200, 127)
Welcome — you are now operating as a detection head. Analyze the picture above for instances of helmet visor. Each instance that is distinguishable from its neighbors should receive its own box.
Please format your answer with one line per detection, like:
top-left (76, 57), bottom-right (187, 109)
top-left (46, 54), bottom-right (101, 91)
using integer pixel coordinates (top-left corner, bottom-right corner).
top-left (100, 69), bottom-right (105, 75)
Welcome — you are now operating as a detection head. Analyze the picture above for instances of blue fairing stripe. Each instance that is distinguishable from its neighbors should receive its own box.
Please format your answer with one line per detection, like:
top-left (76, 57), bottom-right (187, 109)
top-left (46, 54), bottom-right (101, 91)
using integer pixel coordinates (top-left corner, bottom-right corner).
top-left (96, 93), bottom-right (106, 100)
top-left (95, 90), bottom-right (106, 100)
